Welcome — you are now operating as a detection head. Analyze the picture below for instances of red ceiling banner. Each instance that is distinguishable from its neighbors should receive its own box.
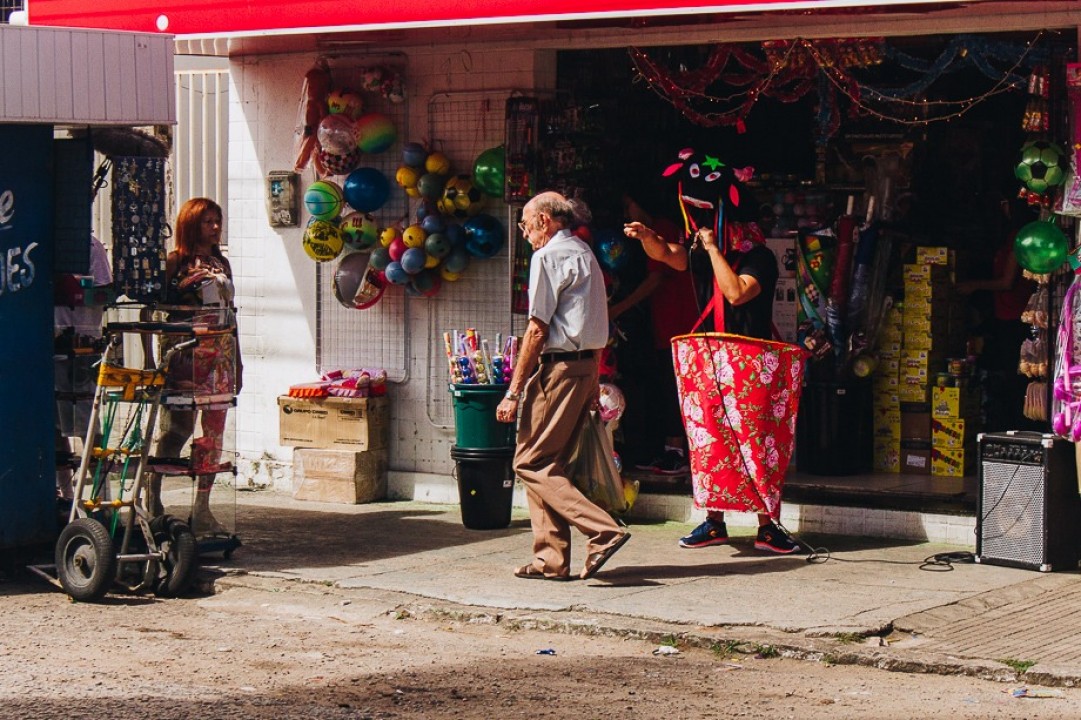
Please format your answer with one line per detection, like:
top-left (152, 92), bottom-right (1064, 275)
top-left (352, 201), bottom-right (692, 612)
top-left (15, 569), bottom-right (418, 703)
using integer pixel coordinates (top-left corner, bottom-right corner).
top-left (27, 0), bottom-right (961, 37)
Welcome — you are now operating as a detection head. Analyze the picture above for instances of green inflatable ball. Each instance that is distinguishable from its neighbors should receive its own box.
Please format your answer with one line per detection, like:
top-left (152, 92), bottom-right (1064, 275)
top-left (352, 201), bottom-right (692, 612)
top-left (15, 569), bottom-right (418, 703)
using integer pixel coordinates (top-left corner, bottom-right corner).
top-left (1014, 219), bottom-right (1068, 274)
top-left (472, 146), bottom-right (505, 198)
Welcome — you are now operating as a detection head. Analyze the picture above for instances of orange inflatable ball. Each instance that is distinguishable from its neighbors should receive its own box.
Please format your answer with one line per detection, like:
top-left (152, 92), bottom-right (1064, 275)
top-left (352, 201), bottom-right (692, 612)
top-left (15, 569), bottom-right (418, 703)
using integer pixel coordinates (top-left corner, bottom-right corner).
top-left (402, 224), bottom-right (427, 248)
top-left (380, 226), bottom-right (402, 247)
top-left (425, 152), bottom-right (451, 175)
top-left (439, 265), bottom-right (462, 282)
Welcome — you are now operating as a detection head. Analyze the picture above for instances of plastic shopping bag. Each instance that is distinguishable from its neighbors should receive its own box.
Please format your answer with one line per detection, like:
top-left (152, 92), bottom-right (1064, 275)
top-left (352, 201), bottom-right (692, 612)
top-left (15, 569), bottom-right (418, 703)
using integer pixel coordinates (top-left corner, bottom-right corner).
top-left (567, 411), bottom-right (638, 514)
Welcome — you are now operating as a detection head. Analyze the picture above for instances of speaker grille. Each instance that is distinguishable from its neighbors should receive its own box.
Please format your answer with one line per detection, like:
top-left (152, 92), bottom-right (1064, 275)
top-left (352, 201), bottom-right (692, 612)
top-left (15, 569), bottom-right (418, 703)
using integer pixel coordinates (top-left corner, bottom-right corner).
top-left (979, 460), bottom-right (1047, 567)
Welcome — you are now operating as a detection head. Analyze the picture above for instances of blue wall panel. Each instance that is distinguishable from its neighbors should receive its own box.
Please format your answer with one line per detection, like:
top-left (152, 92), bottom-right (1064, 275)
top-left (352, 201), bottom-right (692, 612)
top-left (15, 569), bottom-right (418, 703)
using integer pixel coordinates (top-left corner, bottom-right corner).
top-left (0, 124), bottom-right (57, 549)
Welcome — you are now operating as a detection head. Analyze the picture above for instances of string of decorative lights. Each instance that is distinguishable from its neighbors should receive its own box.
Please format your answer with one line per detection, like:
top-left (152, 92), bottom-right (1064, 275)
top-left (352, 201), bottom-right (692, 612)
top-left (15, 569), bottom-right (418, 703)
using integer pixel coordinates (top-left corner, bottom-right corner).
top-left (628, 33), bottom-right (1050, 141)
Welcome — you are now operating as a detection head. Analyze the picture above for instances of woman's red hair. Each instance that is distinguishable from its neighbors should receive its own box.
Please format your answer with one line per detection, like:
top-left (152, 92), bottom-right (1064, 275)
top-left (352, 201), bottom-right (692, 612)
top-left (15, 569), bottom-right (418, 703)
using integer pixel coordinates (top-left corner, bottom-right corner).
top-left (173, 198), bottom-right (223, 265)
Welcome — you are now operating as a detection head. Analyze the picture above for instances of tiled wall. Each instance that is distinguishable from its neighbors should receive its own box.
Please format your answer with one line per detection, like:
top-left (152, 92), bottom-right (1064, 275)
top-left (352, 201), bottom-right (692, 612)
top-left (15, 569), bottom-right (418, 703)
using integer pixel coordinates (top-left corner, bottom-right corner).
top-left (227, 47), bottom-right (548, 492)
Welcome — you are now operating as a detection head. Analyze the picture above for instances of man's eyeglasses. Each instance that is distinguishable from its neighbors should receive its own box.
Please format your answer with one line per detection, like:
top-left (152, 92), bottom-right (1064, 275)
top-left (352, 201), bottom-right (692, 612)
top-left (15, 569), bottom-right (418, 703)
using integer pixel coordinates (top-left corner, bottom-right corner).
top-left (517, 219), bottom-right (530, 234)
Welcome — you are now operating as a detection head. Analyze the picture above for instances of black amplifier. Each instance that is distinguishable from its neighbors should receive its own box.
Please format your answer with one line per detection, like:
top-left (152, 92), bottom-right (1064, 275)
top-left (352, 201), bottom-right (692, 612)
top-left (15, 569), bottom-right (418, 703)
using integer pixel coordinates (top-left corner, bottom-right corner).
top-left (976, 431), bottom-right (1080, 572)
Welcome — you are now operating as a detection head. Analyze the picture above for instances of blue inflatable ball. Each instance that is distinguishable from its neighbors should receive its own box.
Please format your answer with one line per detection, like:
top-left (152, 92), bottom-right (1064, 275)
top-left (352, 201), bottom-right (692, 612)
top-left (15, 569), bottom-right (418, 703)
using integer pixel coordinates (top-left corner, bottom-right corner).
top-left (409, 269), bottom-right (442, 298)
top-left (463, 213), bottom-right (505, 259)
top-left (420, 213), bottom-right (446, 235)
top-left (444, 223), bottom-right (466, 248)
top-left (415, 199), bottom-right (439, 223)
top-left (594, 228), bottom-right (627, 272)
top-left (400, 247), bottom-right (427, 275)
top-left (384, 261), bottom-right (410, 285)
top-left (444, 246), bottom-right (471, 274)
top-left (369, 246), bottom-right (392, 272)
top-left (402, 141), bottom-right (428, 168)
top-left (424, 232), bottom-right (452, 259)
top-left (343, 167), bottom-right (390, 213)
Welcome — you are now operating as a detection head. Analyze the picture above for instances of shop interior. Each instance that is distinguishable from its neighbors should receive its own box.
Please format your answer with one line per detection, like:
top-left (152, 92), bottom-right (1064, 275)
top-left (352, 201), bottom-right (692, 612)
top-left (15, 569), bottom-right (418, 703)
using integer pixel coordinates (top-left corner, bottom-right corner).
top-left (542, 30), bottom-right (1079, 513)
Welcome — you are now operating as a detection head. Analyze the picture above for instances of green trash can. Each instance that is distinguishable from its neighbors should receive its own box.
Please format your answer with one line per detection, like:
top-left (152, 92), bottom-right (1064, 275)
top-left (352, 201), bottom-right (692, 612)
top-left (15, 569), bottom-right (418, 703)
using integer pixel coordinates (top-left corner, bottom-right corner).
top-left (449, 383), bottom-right (516, 449)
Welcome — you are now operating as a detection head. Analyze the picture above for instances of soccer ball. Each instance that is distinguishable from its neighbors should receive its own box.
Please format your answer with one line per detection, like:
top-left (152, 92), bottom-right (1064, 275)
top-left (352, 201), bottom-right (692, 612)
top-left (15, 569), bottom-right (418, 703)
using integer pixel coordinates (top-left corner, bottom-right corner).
top-left (438, 174), bottom-right (484, 219)
top-left (1015, 140), bottom-right (1068, 195)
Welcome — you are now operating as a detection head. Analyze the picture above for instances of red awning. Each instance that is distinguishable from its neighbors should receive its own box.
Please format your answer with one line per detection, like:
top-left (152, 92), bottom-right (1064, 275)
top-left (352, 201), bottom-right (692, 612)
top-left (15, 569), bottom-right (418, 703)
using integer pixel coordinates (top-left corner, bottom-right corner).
top-left (27, 0), bottom-right (966, 37)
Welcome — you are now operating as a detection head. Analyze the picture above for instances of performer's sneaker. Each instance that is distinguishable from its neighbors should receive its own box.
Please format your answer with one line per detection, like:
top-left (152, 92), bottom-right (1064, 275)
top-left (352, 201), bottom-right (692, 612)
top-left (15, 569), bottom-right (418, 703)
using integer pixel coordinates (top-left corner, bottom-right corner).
top-left (679, 519), bottom-right (728, 548)
top-left (754, 521), bottom-right (800, 554)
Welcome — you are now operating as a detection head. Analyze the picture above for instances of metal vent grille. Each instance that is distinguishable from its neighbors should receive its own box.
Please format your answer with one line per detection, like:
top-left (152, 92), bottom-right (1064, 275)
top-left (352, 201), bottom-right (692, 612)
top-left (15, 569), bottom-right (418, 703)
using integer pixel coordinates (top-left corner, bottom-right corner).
top-left (979, 460), bottom-right (1047, 567)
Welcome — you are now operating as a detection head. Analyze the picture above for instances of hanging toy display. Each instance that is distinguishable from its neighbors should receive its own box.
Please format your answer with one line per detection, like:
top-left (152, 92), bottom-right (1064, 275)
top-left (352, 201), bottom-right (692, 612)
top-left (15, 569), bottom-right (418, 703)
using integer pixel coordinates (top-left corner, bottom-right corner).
top-left (1051, 278), bottom-right (1081, 442)
top-left (1015, 140), bottom-right (1067, 199)
top-left (1014, 218), bottom-right (1069, 274)
top-left (293, 61), bottom-right (331, 173)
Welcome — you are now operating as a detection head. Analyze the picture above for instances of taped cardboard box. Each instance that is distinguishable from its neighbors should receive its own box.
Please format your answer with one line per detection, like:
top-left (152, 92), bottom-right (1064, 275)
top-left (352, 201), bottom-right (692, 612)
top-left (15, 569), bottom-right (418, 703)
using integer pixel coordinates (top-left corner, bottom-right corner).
top-left (278, 395), bottom-right (389, 451)
top-left (292, 447), bottom-right (388, 504)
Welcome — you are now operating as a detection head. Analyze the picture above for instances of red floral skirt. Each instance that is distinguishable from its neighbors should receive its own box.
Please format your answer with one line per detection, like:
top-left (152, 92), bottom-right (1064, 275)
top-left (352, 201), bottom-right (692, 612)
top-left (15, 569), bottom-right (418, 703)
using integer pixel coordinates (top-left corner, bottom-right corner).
top-left (672, 333), bottom-right (806, 518)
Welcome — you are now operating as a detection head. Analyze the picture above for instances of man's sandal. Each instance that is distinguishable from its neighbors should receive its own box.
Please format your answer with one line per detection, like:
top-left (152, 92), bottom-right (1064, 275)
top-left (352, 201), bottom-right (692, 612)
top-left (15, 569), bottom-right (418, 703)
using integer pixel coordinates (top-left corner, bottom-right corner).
top-left (580, 532), bottom-right (631, 580)
top-left (514, 564), bottom-right (571, 581)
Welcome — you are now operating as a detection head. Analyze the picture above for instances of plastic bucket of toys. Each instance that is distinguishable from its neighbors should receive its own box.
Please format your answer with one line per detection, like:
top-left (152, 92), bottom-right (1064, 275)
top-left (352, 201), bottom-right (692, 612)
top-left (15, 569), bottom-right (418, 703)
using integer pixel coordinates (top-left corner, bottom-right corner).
top-left (449, 383), bottom-right (516, 449)
top-left (671, 332), bottom-right (806, 515)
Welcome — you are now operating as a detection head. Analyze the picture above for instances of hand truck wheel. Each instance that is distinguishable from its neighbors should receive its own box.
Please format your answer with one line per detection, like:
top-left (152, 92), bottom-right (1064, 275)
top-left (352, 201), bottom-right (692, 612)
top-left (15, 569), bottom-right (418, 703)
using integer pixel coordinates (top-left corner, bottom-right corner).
top-left (55, 518), bottom-right (117, 602)
top-left (150, 515), bottom-right (197, 597)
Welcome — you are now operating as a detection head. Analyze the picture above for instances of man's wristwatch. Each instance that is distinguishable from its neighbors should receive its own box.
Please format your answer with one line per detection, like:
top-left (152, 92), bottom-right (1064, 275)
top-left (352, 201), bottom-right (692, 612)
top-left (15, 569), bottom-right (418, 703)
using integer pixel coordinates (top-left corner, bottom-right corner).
top-left (504, 390), bottom-right (520, 400)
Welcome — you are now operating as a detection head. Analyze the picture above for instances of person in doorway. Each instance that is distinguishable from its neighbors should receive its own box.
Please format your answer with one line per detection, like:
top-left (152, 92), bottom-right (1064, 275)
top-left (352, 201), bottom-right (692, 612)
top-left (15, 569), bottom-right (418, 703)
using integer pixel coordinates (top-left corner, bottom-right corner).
top-left (149, 198), bottom-right (243, 536)
top-left (496, 191), bottom-right (630, 581)
top-left (955, 197), bottom-right (1039, 432)
top-left (54, 233), bottom-right (113, 500)
top-left (619, 191), bottom-right (699, 477)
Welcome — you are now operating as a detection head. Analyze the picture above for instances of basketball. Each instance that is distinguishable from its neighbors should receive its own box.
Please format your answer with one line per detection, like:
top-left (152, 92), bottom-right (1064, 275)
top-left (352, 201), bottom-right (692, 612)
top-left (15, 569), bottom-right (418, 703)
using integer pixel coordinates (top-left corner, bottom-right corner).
top-left (354, 112), bottom-right (397, 154)
top-left (304, 180), bottom-right (344, 221)
top-left (303, 220), bottom-right (345, 262)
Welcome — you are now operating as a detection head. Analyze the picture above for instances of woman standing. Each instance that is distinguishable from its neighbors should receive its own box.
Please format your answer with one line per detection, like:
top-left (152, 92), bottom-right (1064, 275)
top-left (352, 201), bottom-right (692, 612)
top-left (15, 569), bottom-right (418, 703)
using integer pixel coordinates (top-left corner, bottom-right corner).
top-left (150, 198), bottom-right (242, 536)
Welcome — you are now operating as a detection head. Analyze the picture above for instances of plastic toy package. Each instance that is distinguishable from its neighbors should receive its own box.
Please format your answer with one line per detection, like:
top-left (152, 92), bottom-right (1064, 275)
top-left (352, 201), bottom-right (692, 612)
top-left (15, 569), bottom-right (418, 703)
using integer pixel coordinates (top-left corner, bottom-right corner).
top-left (1051, 276), bottom-right (1081, 441)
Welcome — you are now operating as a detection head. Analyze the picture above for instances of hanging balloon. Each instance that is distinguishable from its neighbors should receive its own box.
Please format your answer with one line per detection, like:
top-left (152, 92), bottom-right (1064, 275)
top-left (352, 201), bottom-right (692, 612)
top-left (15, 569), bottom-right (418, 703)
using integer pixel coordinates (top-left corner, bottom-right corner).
top-left (354, 112), bottom-right (397, 154)
top-left (409, 269), bottom-right (442, 298)
top-left (1015, 141), bottom-right (1067, 196)
top-left (444, 245), bottom-right (471, 274)
top-left (395, 165), bottom-right (421, 191)
top-left (369, 246), bottom-right (392, 272)
top-left (303, 180), bottom-right (344, 221)
top-left (303, 220), bottom-right (344, 262)
top-left (424, 232), bottom-right (452, 259)
top-left (340, 211), bottom-right (379, 252)
top-left (463, 213), bottom-right (505, 259)
top-left (333, 251), bottom-right (378, 308)
top-left (593, 228), bottom-right (626, 271)
top-left (400, 247), bottom-right (427, 275)
top-left (402, 224), bottom-right (427, 249)
top-left (343, 167), bottom-right (390, 212)
top-left (380, 226), bottom-right (402, 248)
top-left (417, 172), bottom-right (447, 201)
top-left (318, 147), bottom-right (362, 177)
top-left (1014, 219), bottom-right (1069, 274)
top-left (388, 236), bottom-right (407, 262)
top-left (316, 114), bottom-right (358, 156)
top-left (472, 145), bottom-right (506, 197)
top-left (402, 141), bottom-right (428, 168)
top-left (425, 152), bottom-right (451, 175)
top-left (327, 88), bottom-right (364, 119)
top-left (445, 223), bottom-right (467, 248)
top-left (420, 213), bottom-right (446, 235)
top-left (384, 261), bottom-right (410, 285)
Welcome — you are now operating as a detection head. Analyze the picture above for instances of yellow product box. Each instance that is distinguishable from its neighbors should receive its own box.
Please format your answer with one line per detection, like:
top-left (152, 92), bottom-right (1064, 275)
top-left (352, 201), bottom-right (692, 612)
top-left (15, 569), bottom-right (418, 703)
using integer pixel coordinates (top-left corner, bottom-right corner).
top-left (915, 246), bottom-right (955, 266)
top-left (899, 378), bottom-right (929, 403)
top-left (877, 340), bottom-right (902, 357)
top-left (931, 446), bottom-right (972, 478)
top-left (931, 386), bottom-right (980, 419)
top-left (873, 408), bottom-right (901, 438)
top-left (901, 349), bottom-right (944, 370)
top-left (278, 395), bottom-right (390, 452)
top-left (876, 357), bottom-right (900, 377)
top-left (901, 313), bottom-right (950, 336)
top-left (873, 437), bottom-right (901, 473)
top-left (874, 375), bottom-right (899, 392)
top-left (902, 330), bottom-right (948, 352)
top-left (903, 262), bottom-right (951, 285)
top-left (931, 418), bottom-right (978, 449)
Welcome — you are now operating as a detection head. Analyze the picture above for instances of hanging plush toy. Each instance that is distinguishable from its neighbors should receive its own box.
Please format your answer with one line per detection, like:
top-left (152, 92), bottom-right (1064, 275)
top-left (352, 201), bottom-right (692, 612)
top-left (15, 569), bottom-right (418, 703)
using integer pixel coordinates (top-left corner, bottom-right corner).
top-left (294, 61), bottom-right (331, 174)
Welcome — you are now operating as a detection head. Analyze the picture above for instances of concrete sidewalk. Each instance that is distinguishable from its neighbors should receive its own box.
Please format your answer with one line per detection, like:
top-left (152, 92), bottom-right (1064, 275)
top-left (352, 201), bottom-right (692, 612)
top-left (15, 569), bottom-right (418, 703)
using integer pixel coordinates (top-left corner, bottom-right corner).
top-left (205, 490), bottom-right (1081, 686)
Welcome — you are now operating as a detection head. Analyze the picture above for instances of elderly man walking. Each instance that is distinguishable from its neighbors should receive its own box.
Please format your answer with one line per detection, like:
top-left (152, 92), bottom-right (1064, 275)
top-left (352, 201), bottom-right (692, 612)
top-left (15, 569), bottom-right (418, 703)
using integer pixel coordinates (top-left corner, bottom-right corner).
top-left (495, 191), bottom-right (631, 581)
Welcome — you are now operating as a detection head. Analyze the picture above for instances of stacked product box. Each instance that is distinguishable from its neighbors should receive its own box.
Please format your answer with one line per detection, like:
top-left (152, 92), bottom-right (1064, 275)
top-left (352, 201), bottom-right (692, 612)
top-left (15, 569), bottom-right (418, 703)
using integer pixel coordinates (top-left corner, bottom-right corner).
top-left (930, 386), bottom-right (982, 477)
top-left (872, 303), bottom-right (904, 472)
top-left (899, 249), bottom-right (965, 474)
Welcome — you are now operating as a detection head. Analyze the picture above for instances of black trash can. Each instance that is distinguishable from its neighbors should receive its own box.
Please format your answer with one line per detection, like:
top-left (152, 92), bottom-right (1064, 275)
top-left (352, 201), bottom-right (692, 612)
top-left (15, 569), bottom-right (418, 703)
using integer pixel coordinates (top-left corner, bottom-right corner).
top-left (450, 445), bottom-right (515, 530)
top-left (796, 380), bottom-right (873, 476)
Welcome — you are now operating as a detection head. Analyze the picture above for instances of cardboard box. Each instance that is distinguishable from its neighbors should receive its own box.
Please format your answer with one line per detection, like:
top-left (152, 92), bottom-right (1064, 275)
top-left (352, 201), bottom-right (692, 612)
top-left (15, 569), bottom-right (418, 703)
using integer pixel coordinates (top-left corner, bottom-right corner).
top-left (278, 395), bottom-right (389, 451)
top-left (873, 438), bottom-right (900, 473)
top-left (292, 447), bottom-right (388, 504)
top-left (900, 403), bottom-right (931, 441)
top-left (931, 446), bottom-right (972, 478)
top-left (899, 378), bottom-right (929, 403)
top-left (931, 386), bottom-right (980, 419)
top-left (900, 441), bottom-right (932, 475)
top-left (931, 418), bottom-right (978, 450)
top-left (915, 246), bottom-right (955, 266)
